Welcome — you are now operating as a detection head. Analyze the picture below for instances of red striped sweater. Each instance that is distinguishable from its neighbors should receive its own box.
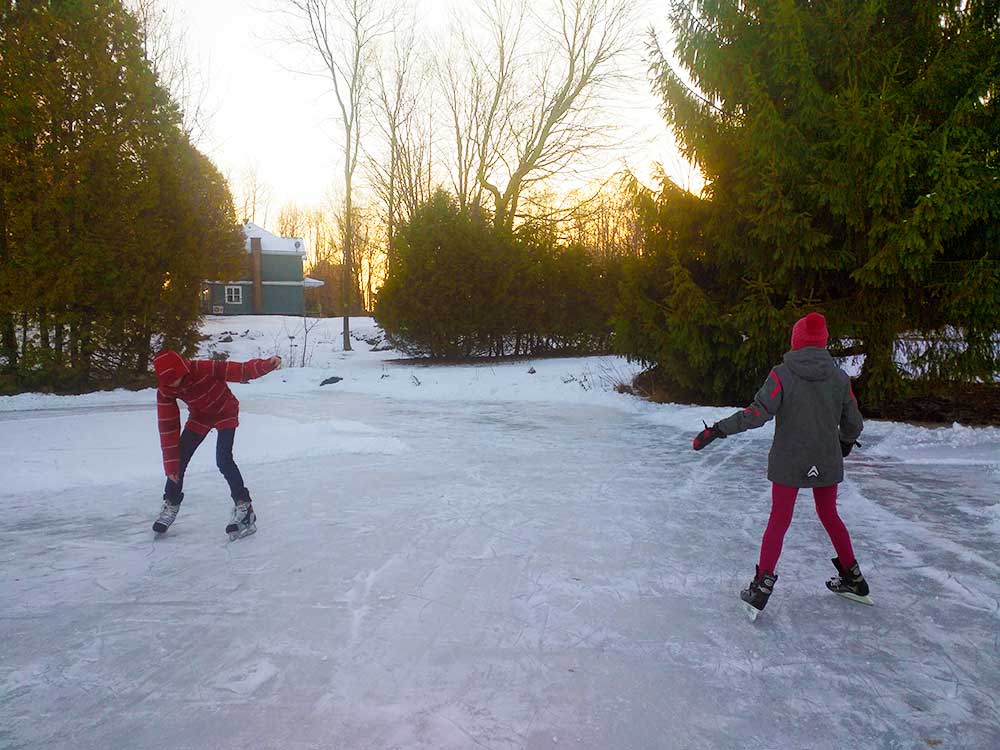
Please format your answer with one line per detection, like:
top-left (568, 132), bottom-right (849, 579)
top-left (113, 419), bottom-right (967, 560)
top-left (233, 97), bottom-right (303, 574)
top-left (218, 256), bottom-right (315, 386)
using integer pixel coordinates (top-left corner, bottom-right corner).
top-left (155, 357), bottom-right (277, 476)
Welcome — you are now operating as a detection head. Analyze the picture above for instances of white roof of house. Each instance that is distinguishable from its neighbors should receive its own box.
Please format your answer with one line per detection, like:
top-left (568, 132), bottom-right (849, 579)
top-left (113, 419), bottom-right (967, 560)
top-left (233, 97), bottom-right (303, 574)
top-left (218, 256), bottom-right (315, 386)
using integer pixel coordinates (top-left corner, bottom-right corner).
top-left (243, 222), bottom-right (306, 255)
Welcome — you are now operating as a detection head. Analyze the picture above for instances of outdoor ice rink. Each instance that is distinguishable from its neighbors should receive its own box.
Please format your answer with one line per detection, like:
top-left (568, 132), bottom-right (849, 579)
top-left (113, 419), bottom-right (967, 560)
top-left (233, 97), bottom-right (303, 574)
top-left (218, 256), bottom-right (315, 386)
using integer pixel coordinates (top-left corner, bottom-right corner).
top-left (2, 319), bottom-right (998, 749)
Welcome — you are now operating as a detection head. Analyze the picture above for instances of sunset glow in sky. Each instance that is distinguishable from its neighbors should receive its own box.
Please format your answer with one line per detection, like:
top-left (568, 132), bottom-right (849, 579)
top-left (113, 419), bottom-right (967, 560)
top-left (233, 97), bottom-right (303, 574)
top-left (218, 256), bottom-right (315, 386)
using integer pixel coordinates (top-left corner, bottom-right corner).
top-left (163, 0), bottom-right (698, 227)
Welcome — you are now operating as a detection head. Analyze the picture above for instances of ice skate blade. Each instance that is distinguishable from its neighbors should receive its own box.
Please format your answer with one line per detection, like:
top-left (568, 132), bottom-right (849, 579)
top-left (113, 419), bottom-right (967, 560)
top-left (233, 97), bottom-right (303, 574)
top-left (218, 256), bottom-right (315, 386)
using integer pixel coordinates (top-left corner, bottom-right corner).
top-left (227, 526), bottom-right (257, 542)
top-left (836, 591), bottom-right (873, 606)
top-left (742, 601), bottom-right (762, 622)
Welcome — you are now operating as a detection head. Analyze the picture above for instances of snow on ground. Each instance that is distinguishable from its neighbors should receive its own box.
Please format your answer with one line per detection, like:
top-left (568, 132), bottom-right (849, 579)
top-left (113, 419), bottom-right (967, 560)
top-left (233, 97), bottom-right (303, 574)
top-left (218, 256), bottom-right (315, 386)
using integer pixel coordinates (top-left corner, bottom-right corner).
top-left (2, 316), bottom-right (999, 750)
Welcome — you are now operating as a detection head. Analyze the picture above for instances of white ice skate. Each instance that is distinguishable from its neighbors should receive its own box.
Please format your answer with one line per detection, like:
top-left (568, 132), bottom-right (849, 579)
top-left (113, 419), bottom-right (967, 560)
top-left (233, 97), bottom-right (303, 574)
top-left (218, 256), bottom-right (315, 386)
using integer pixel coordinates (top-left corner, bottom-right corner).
top-left (226, 501), bottom-right (256, 541)
top-left (152, 500), bottom-right (180, 534)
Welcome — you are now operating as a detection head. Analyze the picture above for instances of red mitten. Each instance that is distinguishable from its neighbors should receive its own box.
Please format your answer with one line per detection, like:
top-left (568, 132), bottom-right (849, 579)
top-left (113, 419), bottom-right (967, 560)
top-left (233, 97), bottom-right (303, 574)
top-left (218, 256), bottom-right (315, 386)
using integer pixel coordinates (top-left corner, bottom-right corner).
top-left (693, 421), bottom-right (726, 451)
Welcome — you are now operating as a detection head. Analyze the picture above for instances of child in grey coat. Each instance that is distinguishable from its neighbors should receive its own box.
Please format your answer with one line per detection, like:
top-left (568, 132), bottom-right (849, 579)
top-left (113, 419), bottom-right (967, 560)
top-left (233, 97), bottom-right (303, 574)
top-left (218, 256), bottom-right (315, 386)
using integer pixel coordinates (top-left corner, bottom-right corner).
top-left (692, 312), bottom-right (869, 618)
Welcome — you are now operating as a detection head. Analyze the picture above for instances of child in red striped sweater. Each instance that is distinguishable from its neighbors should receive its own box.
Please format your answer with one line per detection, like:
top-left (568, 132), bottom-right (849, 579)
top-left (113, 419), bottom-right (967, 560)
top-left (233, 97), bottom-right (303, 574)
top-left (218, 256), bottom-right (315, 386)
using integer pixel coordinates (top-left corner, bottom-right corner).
top-left (151, 350), bottom-right (281, 539)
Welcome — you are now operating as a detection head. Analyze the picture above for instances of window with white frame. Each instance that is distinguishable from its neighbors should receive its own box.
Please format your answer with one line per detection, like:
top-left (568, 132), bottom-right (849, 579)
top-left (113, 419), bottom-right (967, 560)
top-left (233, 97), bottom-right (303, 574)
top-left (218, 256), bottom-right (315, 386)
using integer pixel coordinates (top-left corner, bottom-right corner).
top-left (225, 286), bottom-right (243, 305)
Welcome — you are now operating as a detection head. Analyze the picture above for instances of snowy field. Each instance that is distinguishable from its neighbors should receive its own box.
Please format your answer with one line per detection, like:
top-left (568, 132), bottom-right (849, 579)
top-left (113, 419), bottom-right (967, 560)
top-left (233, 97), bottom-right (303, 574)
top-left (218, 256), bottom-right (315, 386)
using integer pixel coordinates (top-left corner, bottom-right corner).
top-left (2, 316), bottom-right (999, 750)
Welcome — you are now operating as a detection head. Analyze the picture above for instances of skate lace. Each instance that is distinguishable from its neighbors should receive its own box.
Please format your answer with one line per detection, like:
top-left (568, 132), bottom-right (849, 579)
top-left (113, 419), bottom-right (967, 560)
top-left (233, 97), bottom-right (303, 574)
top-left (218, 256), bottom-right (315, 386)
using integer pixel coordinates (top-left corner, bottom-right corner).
top-left (231, 503), bottom-right (252, 526)
top-left (159, 502), bottom-right (179, 521)
top-left (829, 574), bottom-right (849, 589)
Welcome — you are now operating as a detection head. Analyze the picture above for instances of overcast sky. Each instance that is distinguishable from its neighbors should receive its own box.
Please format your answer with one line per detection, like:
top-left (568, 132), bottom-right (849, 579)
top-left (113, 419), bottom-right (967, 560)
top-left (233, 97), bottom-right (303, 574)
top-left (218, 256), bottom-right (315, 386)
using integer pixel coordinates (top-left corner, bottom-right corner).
top-left (162, 0), bottom-right (696, 228)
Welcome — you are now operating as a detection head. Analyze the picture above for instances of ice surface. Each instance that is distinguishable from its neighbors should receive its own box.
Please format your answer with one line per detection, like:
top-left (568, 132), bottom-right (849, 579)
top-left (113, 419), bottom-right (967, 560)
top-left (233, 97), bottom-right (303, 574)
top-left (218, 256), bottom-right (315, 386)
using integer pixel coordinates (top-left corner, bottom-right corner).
top-left (1, 317), bottom-right (998, 749)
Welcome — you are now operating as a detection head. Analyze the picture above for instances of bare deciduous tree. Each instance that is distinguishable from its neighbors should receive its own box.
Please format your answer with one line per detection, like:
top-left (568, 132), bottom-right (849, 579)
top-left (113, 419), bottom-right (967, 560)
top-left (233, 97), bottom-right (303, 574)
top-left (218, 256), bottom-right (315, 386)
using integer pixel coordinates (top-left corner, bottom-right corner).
top-left (440, 0), bottom-right (523, 214)
top-left (368, 19), bottom-right (432, 265)
top-left (447, 0), bottom-right (633, 229)
top-left (301, 204), bottom-right (344, 314)
top-left (304, 205), bottom-right (339, 263)
top-left (395, 106), bottom-right (435, 219)
top-left (283, 0), bottom-right (394, 350)
top-left (127, 0), bottom-right (214, 143)
top-left (560, 176), bottom-right (644, 259)
top-left (234, 164), bottom-right (273, 227)
top-left (300, 314), bottom-right (322, 366)
top-left (277, 202), bottom-right (306, 238)
top-left (348, 207), bottom-right (380, 312)
top-left (440, 54), bottom-right (478, 211)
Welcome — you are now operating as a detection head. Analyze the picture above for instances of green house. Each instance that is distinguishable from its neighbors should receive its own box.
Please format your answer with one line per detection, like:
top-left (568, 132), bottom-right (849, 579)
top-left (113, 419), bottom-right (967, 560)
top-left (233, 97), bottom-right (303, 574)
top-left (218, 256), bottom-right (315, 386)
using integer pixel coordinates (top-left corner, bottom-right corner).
top-left (202, 223), bottom-right (324, 316)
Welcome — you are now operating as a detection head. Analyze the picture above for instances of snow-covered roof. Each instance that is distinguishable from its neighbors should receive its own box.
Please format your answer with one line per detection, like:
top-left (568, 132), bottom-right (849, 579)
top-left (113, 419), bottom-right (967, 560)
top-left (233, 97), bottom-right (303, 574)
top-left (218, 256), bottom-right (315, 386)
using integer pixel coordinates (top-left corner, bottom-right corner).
top-left (243, 222), bottom-right (306, 256)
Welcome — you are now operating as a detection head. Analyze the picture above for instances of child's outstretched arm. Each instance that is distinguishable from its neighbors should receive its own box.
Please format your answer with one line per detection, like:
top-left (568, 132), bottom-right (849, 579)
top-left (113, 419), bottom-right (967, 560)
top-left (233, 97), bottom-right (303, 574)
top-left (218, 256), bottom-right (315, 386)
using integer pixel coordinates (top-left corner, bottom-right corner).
top-left (188, 357), bottom-right (282, 384)
top-left (719, 369), bottom-right (784, 436)
top-left (694, 370), bottom-right (783, 450)
top-left (157, 390), bottom-right (182, 479)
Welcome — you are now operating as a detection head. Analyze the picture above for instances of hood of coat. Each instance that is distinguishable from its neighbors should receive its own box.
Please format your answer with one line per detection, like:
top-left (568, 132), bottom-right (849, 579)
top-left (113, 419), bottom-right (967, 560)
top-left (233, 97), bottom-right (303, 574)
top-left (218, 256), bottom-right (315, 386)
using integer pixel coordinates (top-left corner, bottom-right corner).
top-left (782, 347), bottom-right (838, 382)
top-left (153, 350), bottom-right (191, 387)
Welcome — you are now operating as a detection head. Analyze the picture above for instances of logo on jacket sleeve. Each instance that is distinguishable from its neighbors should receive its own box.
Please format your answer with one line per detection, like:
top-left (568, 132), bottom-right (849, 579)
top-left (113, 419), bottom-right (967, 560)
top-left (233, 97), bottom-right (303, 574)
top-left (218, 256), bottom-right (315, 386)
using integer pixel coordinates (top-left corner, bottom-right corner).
top-left (807, 466), bottom-right (820, 478)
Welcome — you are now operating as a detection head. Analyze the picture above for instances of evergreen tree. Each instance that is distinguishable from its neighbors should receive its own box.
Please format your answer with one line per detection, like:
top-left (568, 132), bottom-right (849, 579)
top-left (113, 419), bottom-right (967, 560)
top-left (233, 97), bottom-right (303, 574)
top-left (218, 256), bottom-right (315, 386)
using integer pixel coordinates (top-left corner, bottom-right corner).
top-left (621, 1), bottom-right (1000, 404)
top-left (376, 190), bottom-right (510, 357)
top-left (0, 0), bottom-right (243, 390)
top-left (376, 190), bottom-right (617, 358)
top-left (145, 136), bottom-right (244, 358)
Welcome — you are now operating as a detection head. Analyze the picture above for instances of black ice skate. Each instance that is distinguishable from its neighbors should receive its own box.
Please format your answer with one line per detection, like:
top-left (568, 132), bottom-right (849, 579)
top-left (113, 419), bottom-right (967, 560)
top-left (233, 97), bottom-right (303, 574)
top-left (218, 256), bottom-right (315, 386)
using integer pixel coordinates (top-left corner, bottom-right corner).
top-left (740, 566), bottom-right (777, 622)
top-left (226, 501), bottom-right (256, 541)
top-left (153, 495), bottom-right (182, 534)
top-left (825, 557), bottom-right (873, 606)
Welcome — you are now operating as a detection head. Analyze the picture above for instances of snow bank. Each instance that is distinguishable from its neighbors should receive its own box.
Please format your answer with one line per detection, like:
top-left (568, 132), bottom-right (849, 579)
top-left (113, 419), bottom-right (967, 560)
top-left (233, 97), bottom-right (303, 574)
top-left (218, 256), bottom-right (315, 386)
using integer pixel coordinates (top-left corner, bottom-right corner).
top-left (0, 409), bottom-right (405, 493)
top-left (864, 420), bottom-right (1000, 466)
top-left (0, 388), bottom-right (150, 413)
top-left (199, 315), bottom-right (646, 410)
top-left (2, 316), bottom-right (997, 480)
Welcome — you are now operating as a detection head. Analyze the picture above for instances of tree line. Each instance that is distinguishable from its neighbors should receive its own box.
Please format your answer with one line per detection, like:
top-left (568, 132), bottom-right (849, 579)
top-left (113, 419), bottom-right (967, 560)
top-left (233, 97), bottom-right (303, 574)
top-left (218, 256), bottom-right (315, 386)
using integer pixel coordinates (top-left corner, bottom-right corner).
top-left (279, 0), bottom-right (636, 348)
top-left (373, 1), bottom-right (999, 409)
top-left (0, 0), bottom-right (244, 393)
top-left (375, 190), bottom-right (625, 358)
top-left (3, 0), bottom-right (997, 410)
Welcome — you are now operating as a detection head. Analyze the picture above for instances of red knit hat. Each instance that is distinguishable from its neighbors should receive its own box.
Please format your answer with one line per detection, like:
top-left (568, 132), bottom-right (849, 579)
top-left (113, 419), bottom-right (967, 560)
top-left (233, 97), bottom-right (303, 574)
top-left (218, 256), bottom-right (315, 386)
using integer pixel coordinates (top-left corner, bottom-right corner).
top-left (153, 350), bottom-right (190, 386)
top-left (791, 312), bottom-right (829, 351)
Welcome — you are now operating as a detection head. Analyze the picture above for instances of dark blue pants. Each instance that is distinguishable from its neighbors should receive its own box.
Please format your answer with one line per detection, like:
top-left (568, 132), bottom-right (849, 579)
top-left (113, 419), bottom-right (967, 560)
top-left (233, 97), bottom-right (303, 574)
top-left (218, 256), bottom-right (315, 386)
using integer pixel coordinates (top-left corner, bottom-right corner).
top-left (164, 428), bottom-right (248, 504)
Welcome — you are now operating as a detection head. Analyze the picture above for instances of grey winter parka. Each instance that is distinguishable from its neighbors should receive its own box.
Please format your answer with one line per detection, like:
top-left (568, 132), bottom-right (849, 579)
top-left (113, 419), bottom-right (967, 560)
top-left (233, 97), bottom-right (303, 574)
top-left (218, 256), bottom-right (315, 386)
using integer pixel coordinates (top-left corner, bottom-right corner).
top-left (717, 347), bottom-right (864, 488)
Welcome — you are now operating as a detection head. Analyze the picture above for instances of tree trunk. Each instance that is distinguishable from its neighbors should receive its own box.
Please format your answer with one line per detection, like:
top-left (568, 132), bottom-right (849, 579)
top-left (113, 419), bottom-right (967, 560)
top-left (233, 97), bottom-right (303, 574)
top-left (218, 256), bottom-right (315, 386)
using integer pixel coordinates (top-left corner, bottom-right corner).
top-left (387, 129), bottom-right (397, 267)
top-left (301, 316), bottom-right (309, 368)
top-left (78, 324), bottom-right (93, 380)
top-left (39, 311), bottom-right (50, 350)
top-left (54, 321), bottom-right (64, 361)
top-left (1, 315), bottom-right (15, 373)
top-left (0, 148), bottom-right (16, 373)
top-left (134, 325), bottom-right (152, 374)
top-left (69, 322), bottom-right (79, 369)
top-left (859, 325), bottom-right (903, 407)
top-left (20, 312), bottom-right (29, 357)
top-left (342, 124), bottom-right (354, 351)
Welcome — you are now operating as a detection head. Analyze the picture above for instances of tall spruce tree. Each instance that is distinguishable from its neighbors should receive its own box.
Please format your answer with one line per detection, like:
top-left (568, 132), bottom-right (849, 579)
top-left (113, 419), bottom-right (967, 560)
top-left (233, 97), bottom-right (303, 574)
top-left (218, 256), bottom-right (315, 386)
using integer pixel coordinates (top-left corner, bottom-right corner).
top-left (0, 0), bottom-right (243, 389)
top-left (625, 1), bottom-right (1000, 404)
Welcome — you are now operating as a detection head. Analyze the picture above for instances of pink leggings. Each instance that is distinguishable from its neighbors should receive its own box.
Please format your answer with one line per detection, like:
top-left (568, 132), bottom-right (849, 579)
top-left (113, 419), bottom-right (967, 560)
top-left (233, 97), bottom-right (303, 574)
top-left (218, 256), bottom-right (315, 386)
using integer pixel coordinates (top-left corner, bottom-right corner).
top-left (758, 483), bottom-right (855, 575)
